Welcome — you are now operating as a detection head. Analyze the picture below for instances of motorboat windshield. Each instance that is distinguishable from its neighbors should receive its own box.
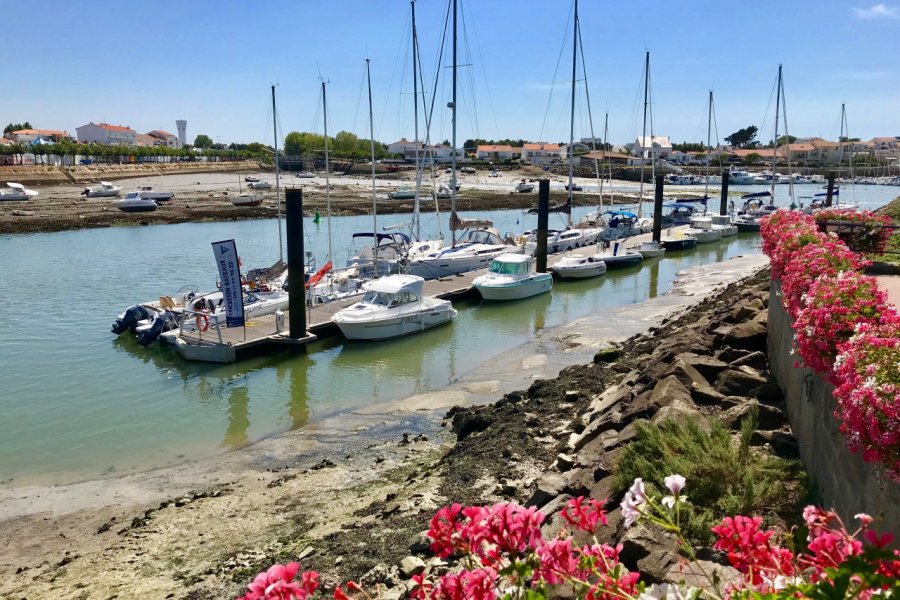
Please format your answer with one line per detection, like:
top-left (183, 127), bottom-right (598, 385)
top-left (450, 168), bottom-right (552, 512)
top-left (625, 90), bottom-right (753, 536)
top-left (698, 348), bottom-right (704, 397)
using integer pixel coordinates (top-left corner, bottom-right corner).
top-left (361, 290), bottom-right (394, 306)
top-left (489, 259), bottom-right (528, 275)
top-left (463, 229), bottom-right (503, 245)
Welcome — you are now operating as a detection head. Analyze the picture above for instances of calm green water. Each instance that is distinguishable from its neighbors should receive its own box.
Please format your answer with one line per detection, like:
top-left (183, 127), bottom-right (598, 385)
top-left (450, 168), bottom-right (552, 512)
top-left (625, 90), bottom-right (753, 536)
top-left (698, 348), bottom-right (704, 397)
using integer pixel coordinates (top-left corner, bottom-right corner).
top-left (0, 185), bottom-right (894, 486)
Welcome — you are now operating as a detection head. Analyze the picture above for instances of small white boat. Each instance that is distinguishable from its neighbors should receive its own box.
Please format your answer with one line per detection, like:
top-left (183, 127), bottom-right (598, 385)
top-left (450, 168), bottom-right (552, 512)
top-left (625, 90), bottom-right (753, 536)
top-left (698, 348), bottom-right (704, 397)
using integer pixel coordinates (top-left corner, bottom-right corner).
top-left (434, 184), bottom-right (453, 199)
top-left (230, 193), bottom-right (263, 207)
top-left (332, 274), bottom-right (457, 341)
top-left (138, 186), bottom-right (174, 202)
top-left (684, 216), bottom-right (722, 243)
top-left (390, 188), bottom-right (417, 200)
top-left (244, 176), bottom-right (260, 183)
top-left (596, 242), bottom-right (644, 268)
top-left (733, 214), bottom-right (762, 232)
top-left (473, 254), bottom-right (552, 301)
top-left (709, 214), bottom-right (738, 237)
top-left (248, 180), bottom-right (272, 190)
top-left (637, 240), bottom-right (666, 258)
top-left (82, 181), bottom-right (122, 198)
top-left (551, 254), bottom-right (607, 279)
top-left (515, 179), bottom-right (535, 193)
top-left (295, 171), bottom-right (315, 178)
top-left (489, 170), bottom-right (500, 177)
top-left (112, 192), bottom-right (157, 213)
top-left (0, 182), bottom-right (39, 201)
top-left (726, 169), bottom-right (757, 185)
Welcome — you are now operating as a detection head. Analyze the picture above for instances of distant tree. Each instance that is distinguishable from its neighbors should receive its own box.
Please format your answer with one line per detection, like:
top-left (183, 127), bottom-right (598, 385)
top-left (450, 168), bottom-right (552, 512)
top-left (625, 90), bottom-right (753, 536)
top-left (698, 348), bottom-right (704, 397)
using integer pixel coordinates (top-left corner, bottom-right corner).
top-left (724, 126), bottom-right (758, 148)
top-left (3, 122), bottom-right (32, 134)
top-left (441, 139), bottom-right (450, 146)
top-left (776, 135), bottom-right (797, 146)
top-left (673, 142), bottom-right (706, 152)
top-left (333, 130), bottom-right (359, 155)
top-left (742, 153), bottom-right (762, 165)
top-left (193, 134), bottom-right (214, 149)
top-left (839, 136), bottom-right (860, 142)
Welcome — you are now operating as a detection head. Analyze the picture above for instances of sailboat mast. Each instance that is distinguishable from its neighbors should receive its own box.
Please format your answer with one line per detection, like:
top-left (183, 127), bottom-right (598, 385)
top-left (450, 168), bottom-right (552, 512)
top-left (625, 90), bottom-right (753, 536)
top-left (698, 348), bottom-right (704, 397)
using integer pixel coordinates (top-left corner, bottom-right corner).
top-left (322, 81), bottom-right (333, 263)
top-left (639, 51), bottom-right (649, 215)
top-left (411, 0), bottom-right (422, 241)
top-left (601, 112), bottom-right (608, 213)
top-left (772, 64), bottom-right (781, 202)
top-left (366, 58), bottom-right (379, 271)
top-left (705, 90), bottom-right (712, 200)
top-left (566, 0), bottom-right (578, 227)
top-left (839, 102), bottom-right (846, 174)
top-left (450, 0), bottom-right (458, 248)
top-left (271, 84), bottom-right (284, 262)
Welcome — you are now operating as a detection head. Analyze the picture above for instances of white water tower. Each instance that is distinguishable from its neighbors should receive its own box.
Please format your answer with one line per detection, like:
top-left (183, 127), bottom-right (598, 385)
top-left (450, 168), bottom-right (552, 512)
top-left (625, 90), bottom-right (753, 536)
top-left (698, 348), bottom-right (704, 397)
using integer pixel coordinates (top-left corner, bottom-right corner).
top-left (176, 120), bottom-right (187, 146)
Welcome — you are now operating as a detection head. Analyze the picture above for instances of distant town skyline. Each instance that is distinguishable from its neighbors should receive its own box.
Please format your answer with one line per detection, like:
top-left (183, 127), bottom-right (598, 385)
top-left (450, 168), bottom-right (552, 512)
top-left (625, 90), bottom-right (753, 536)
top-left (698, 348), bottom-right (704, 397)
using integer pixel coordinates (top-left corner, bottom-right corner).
top-left (3, 0), bottom-right (899, 146)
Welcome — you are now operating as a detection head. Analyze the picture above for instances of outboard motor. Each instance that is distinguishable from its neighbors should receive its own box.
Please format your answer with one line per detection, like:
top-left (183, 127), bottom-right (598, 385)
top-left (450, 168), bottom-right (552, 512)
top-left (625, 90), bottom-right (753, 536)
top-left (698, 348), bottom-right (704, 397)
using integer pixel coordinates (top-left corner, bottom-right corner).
top-left (111, 305), bottom-right (153, 335)
top-left (81, 188), bottom-right (90, 196)
top-left (136, 311), bottom-right (177, 347)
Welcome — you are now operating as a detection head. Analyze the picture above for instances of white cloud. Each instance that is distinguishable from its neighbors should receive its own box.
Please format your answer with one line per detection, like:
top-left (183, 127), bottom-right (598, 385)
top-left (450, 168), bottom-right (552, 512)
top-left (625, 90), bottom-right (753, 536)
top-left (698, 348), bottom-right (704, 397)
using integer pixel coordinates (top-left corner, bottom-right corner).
top-left (852, 3), bottom-right (900, 19)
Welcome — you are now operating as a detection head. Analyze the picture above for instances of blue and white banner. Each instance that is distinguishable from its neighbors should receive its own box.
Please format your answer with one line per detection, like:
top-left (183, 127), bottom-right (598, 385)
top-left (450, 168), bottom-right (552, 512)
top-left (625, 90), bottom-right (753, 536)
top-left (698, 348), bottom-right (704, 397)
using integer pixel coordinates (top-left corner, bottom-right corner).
top-left (212, 239), bottom-right (244, 327)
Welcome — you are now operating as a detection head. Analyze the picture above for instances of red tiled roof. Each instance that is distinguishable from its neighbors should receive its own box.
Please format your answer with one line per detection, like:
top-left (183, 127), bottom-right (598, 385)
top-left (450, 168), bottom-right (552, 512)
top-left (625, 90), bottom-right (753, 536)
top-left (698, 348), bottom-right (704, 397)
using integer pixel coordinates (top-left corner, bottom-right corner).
top-left (96, 123), bottom-right (135, 133)
top-left (148, 129), bottom-right (175, 138)
top-left (523, 143), bottom-right (560, 151)
top-left (11, 128), bottom-right (69, 136)
top-left (476, 144), bottom-right (518, 153)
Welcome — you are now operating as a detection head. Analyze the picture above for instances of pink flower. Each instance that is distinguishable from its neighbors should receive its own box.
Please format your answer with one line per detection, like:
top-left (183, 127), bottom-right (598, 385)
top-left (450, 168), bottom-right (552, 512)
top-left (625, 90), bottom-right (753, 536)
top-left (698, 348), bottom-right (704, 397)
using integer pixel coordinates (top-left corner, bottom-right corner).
top-left (239, 562), bottom-right (317, 600)
top-left (427, 503), bottom-right (466, 558)
top-left (431, 568), bottom-right (497, 600)
top-left (533, 538), bottom-right (579, 585)
top-left (561, 496), bottom-right (608, 532)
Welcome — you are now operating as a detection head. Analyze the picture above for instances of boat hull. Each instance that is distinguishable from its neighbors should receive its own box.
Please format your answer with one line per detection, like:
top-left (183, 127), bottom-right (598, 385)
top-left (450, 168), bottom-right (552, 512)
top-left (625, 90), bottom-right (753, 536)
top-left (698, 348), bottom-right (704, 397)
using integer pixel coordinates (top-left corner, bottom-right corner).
top-left (474, 273), bottom-right (552, 301)
top-left (551, 264), bottom-right (606, 279)
top-left (598, 254), bottom-right (643, 269)
top-left (735, 222), bottom-right (761, 232)
top-left (638, 248), bottom-right (665, 258)
top-left (661, 237), bottom-right (697, 250)
top-left (334, 304), bottom-right (457, 341)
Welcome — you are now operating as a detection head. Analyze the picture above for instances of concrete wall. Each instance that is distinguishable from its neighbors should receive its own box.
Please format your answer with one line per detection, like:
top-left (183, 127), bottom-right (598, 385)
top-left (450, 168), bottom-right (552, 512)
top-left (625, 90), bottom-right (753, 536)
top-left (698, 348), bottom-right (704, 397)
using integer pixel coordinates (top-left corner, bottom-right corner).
top-left (768, 283), bottom-right (900, 530)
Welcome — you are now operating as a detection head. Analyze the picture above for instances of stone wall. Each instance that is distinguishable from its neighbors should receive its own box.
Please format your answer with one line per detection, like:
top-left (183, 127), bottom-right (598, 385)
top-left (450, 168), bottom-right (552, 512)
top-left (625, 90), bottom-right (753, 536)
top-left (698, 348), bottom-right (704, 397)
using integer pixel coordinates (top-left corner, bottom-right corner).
top-left (767, 283), bottom-right (900, 529)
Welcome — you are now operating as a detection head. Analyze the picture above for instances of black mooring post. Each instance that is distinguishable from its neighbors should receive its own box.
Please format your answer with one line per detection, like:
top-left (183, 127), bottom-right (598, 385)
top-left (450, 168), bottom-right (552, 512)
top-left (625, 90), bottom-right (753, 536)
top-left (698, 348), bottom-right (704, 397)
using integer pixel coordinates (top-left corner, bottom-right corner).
top-left (536, 179), bottom-right (550, 273)
top-left (285, 188), bottom-right (306, 339)
top-left (720, 169), bottom-right (730, 215)
top-left (825, 171), bottom-right (835, 207)
top-left (652, 174), bottom-right (664, 243)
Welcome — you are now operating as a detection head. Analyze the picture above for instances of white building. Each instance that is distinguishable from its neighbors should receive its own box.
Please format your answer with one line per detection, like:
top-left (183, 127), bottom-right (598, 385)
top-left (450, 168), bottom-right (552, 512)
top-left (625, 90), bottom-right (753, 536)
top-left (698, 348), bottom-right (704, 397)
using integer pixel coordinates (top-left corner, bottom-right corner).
top-left (633, 136), bottom-right (673, 163)
top-left (3, 128), bottom-right (72, 144)
top-left (76, 122), bottom-right (137, 146)
top-left (559, 142), bottom-right (590, 160)
top-left (475, 144), bottom-right (521, 161)
top-left (388, 137), bottom-right (419, 156)
top-left (522, 142), bottom-right (561, 166)
top-left (147, 129), bottom-right (180, 147)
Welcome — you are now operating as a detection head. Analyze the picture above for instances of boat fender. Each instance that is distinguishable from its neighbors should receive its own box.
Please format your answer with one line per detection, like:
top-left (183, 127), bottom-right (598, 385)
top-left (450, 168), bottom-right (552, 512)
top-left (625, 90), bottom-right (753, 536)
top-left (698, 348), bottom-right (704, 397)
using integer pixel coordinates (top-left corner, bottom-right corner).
top-left (196, 313), bottom-right (210, 333)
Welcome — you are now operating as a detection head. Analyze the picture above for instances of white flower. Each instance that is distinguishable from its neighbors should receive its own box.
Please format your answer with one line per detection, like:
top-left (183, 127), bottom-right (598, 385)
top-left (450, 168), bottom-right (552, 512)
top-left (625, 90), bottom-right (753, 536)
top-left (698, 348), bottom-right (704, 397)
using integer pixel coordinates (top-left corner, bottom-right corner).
top-left (628, 477), bottom-right (648, 503)
top-left (638, 583), bottom-right (699, 600)
top-left (855, 513), bottom-right (874, 526)
top-left (621, 491), bottom-right (644, 528)
top-left (661, 494), bottom-right (687, 509)
top-left (664, 474), bottom-right (686, 496)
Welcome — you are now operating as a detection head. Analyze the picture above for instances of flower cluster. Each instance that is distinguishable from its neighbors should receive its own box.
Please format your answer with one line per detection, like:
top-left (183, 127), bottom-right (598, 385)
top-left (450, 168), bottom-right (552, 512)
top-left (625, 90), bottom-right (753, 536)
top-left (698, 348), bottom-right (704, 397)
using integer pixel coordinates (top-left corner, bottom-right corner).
top-left (813, 209), bottom-right (893, 254)
top-left (760, 209), bottom-right (899, 477)
top-left (711, 506), bottom-right (900, 595)
top-left (238, 476), bottom-right (900, 600)
top-left (833, 316), bottom-right (900, 480)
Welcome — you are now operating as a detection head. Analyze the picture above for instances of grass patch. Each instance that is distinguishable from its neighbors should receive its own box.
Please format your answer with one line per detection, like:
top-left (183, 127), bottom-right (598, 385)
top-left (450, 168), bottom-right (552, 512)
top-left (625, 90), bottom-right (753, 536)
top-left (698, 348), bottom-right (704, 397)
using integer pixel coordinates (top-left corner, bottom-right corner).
top-left (613, 407), bottom-right (807, 546)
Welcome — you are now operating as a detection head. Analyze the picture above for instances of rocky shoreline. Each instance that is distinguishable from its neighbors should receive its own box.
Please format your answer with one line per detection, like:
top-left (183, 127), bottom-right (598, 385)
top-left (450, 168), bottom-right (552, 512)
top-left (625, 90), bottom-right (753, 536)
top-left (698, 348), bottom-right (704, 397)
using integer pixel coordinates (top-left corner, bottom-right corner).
top-left (0, 257), bottom-right (789, 599)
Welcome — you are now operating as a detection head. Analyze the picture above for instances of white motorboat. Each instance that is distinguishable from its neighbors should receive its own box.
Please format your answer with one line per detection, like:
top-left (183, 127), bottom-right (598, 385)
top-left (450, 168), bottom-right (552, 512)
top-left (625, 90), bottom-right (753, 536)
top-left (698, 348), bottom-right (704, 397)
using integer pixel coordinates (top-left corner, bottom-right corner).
top-left (244, 176), bottom-right (260, 182)
top-left (138, 186), bottom-right (174, 202)
top-left (296, 171), bottom-right (315, 178)
top-left (733, 213), bottom-right (762, 232)
top-left (389, 188), bottom-right (418, 200)
top-left (230, 193), bottom-right (263, 207)
top-left (596, 242), bottom-right (644, 268)
top-left (248, 180), bottom-right (272, 190)
top-left (82, 181), bottom-right (121, 198)
top-left (684, 216), bottom-right (723, 243)
top-left (0, 182), bottom-right (38, 201)
top-left (473, 254), bottom-right (552, 301)
top-left (709, 214), bottom-right (738, 237)
top-left (332, 275), bottom-right (457, 341)
top-left (637, 240), bottom-right (666, 258)
top-left (515, 179), bottom-right (535, 193)
top-left (405, 227), bottom-right (517, 279)
top-left (660, 229), bottom-right (698, 250)
top-left (726, 169), bottom-right (757, 185)
top-left (551, 254), bottom-right (607, 279)
top-left (112, 192), bottom-right (157, 212)
top-left (434, 184), bottom-right (453, 199)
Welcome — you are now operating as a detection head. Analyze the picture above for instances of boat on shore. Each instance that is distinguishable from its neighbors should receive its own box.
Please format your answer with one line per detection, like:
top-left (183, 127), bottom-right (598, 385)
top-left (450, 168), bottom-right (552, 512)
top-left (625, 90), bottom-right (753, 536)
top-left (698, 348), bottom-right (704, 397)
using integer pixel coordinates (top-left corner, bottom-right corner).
top-left (473, 253), bottom-right (552, 301)
top-left (230, 193), bottom-right (263, 207)
top-left (82, 181), bottom-right (121, 198)
top-left (248, 180), bottom-right (272, 190)
top-left (137, 186), bottom-right (174, 202)
top-left (0, 182), bottom-right (39, 201)
top-left (515, 180), bottom-right (535, 193)
top-left (332, 274), bottom-right (457, 340)
top-left (112, 192), bottom-right (157, 212)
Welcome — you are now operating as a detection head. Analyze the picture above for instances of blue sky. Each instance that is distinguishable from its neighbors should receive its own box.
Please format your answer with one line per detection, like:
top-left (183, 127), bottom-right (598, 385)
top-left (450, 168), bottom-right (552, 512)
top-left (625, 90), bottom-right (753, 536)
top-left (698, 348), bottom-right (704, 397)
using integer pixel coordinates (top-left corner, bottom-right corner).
top-left (4, 0), bottom-right (898, 146)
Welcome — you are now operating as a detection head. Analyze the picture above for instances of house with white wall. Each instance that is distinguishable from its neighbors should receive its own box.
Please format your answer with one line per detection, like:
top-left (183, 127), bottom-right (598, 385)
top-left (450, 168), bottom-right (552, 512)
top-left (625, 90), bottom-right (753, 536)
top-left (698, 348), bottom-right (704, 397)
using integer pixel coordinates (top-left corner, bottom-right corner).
top-left (522, 142), bottom-right (560, 166)
top-left (633, 136), bottom-right (672, 163)
top-left (147, 129), bottom-right (180, 147)
top-left (76, 122), bottom-right (137, 146)
top-left (475, 144), bottom-right (521, 161)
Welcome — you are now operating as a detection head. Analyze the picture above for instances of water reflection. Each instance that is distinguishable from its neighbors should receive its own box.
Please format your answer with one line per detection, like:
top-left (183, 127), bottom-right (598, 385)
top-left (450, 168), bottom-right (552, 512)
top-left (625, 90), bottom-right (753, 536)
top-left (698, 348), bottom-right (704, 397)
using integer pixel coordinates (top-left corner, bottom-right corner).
top-left (473, 291), bottom-right (553, 335)
top-left (647, 260), bottom-right (661, 299)
top-left (222, 386), bottom-right (250, 449)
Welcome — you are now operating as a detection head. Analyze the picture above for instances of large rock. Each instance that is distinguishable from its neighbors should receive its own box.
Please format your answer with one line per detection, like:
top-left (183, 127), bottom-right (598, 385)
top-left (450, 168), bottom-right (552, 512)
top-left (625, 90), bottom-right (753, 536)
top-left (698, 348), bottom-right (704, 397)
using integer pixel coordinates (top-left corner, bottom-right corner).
top-left (690, 382), bottom-right (725, 405)
top-left (620, 376), bottom-right (691, 422)
top-left (715, 368), bottom-right (767, 396)
top-left (619, 521), bottom-right (680, 583)
top-left (584, 384), bottom-right (632, 423)
top-left (664, 560), bottom-right (741, 589)
top-left (662, 359), bottom-right (710, 389)
top-left (594, 347), bottom-right (623, 363)
top-left (675, 353), bottom-right (730, 382)
top-left (730, 350), bottom-right (767, 371)
top-left (399, 556), bottom-right (426, 577)
top-left (751, 430), bottom-right (800, 457)
top-left (651, 398), bottom-right (703, 427)
top-left (720, 400), bottom-right (785, 430)
top-left (723, 319), bottom-right (767, 352)
top-left (526, 472), bottom-right (566, 508)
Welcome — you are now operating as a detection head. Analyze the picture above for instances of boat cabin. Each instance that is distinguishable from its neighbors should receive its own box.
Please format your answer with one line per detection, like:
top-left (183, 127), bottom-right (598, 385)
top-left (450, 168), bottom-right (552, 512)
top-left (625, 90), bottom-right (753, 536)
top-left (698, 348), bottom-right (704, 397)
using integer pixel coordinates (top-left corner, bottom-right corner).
top-left (359, 274), bottom-right (425, 307)
top-left (488, 253), bottom-right (532, 275)
top-left (460, 228), bottom-right (504, 246)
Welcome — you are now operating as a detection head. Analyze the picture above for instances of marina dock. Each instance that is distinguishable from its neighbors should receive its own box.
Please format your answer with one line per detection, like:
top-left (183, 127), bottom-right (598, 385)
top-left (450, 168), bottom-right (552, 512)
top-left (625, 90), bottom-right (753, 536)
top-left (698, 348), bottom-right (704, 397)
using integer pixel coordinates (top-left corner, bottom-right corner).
top-left (167, 228), bottom-right (687, 363)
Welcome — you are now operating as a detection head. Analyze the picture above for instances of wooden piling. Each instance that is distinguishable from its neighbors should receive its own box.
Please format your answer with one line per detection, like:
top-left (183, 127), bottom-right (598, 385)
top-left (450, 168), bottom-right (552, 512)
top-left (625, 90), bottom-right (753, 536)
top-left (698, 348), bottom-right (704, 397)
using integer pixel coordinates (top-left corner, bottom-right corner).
top-left (285, 188), bottom-right (307, 340)
top-left (720, 170), bottom-right (730, 215)
top-left (825, 171), bottom-right (835, 207)
top-left (536, 180), bottom-right (550, 273)
top-left (652, 174), bottom-right (664, 243)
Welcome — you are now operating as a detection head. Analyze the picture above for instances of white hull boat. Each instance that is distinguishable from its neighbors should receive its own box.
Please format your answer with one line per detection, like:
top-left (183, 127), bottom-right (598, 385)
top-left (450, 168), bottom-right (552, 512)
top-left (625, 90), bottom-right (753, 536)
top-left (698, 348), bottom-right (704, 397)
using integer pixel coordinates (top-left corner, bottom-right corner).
top-left (230, 193), bottom-right (263, 207)
top-left (0, 182), bottom-right (39, 201)
top-left (515, 180), bottom-right (535, 193)
top-left (684, 216), bottom-right (722, 243)
top-left (637, 241), bottom-right (666, 258)
top-left (709, 214), bottom-right (738, 237)
top-left (551, 254), bottom-right (607, 279)
top-left (296, 172), bottom-right (315, 178)
top-left (82, 181), bottom-right (122, 198)
top-left (332, 275), bottom-right (457, 340)
top-left (473, 254), bottom-right (552, 301)
top-left (138, 186), bottom-right (174, 202)
top-left (405, 228), bottom-right (517, 279)
top-left (248, 181), bottom-right (272, 190)
top-left (112, 192), bottom-right (157, 212)
top-left (596, 243), bottom-right (643, 268)
top-left (727, 170), bottom-right (757, 185)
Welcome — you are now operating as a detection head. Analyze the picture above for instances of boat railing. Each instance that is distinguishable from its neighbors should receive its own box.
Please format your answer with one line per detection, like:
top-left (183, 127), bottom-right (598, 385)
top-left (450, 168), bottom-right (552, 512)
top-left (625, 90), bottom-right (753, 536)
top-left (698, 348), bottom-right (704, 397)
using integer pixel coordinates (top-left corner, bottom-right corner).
top-left (177, 307), bottom-right (226, 346)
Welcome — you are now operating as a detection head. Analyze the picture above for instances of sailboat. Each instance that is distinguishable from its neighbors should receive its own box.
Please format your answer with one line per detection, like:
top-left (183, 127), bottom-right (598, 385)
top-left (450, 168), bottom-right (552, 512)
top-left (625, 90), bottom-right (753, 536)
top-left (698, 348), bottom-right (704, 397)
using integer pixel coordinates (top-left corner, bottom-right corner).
top-left (231, 175), bottom-right (263, 207)
top-left (404, 0), bottom-right (516, 280)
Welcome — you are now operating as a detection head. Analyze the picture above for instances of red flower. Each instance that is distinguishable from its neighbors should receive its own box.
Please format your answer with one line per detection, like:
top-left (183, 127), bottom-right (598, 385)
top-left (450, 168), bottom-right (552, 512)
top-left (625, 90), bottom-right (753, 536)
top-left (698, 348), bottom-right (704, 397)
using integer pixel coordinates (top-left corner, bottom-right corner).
top-left (561, 497), bottom-right (608, 533)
